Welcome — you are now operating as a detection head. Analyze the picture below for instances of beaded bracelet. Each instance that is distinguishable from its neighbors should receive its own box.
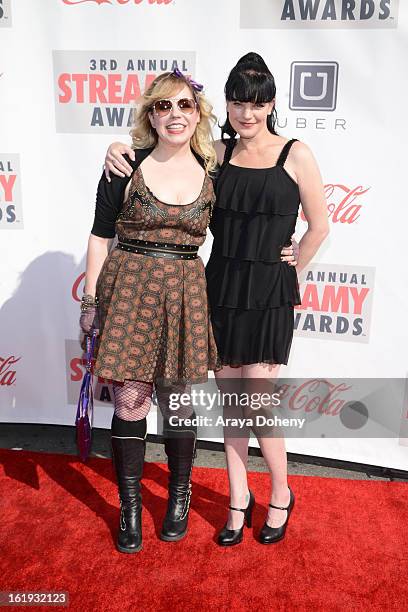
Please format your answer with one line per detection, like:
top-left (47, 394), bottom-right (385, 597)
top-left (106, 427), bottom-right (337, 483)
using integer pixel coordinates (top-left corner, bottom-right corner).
top-left (80, 294), bottom-right (99, 313)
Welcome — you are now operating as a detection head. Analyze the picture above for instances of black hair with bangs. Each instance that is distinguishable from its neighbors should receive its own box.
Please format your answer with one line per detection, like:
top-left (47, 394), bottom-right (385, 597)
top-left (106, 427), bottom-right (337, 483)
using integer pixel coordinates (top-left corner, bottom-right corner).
top-left (221, 52), bottom-right (278, 143)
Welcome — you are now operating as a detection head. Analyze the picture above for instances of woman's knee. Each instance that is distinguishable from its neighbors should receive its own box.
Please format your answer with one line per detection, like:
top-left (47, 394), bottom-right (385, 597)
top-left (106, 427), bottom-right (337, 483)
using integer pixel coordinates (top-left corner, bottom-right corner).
top-left (112, 380), bottom-right (153, 421)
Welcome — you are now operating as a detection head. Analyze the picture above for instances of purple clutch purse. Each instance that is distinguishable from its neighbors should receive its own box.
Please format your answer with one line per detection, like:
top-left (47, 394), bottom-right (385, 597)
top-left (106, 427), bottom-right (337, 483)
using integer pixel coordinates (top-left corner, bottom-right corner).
top-left (75, 332), bottom-right (97, 462)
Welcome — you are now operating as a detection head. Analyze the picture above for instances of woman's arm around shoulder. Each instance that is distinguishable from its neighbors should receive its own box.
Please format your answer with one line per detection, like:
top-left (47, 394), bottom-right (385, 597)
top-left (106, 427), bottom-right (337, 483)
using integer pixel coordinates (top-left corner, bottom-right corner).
top-left (104, 142), bottom-right (135, 181)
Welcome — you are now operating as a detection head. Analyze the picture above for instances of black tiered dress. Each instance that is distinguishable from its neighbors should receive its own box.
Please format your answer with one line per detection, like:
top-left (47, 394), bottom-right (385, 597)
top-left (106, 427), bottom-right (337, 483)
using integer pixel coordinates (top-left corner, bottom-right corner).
top-left (205, 138), bottom-right (302, 367)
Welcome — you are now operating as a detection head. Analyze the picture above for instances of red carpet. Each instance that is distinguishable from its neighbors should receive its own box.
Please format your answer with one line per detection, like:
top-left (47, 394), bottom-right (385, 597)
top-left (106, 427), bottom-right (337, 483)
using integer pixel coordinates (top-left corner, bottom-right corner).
top-left (0, 449), bottom-right (407, 611)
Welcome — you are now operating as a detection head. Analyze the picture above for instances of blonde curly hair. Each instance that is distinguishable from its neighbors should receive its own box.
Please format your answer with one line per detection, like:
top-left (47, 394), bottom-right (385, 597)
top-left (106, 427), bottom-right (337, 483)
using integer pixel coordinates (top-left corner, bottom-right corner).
top-left (129, 72), bottom-right (217, 175)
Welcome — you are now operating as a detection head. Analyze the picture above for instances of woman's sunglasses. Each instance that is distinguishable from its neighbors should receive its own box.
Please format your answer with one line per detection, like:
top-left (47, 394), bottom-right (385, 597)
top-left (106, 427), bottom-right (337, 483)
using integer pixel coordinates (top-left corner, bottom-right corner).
top-left (151, 98), bottom-right (198, 118)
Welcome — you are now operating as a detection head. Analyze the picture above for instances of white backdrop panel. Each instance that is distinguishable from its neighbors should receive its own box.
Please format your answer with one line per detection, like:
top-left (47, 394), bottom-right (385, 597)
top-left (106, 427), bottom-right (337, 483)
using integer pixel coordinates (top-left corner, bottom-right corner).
top-left (1, 0), bottom-right (407, 469)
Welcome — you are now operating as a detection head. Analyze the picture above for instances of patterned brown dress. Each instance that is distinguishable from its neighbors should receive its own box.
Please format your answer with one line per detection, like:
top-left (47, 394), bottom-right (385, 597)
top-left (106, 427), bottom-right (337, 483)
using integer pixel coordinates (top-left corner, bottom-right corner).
top-left (91, 149), bottom-right (219, 385)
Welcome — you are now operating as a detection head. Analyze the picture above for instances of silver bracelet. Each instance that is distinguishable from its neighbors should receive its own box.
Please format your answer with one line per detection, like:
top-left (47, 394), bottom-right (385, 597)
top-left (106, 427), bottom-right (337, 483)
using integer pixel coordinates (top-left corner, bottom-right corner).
top-left (80, 294), bottom-right (99, 312)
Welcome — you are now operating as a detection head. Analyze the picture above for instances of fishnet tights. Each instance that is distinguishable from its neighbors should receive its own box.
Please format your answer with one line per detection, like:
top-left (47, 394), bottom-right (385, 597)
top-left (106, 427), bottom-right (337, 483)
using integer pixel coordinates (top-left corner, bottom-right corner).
top-left (112, 380), bottom-right (153, 421)
top-left (113, 380), bottom-right (193, 421)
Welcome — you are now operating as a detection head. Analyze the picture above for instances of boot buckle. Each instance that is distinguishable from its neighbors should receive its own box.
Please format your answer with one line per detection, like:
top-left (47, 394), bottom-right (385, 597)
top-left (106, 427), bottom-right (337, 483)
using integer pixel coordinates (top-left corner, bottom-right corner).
top-left (119, 503), bottom-right (127, 531)
top-left (179, 485), bottom-right (192, 521)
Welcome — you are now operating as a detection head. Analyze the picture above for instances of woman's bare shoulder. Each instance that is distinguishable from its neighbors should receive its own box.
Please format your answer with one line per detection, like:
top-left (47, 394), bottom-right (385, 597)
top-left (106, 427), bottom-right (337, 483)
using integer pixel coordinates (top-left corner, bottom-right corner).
top-left (290, 139), bottom-right (313, 157)
top-left (288, 139), bottom-right (316, 166)
top-left (214, 139), bottom-right (227, 164)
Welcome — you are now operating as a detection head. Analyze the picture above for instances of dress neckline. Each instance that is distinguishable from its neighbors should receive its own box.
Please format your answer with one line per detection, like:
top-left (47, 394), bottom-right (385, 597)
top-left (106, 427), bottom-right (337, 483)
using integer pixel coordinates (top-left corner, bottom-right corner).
top-left (226, 162), bottom-right (299, 187)
top-left (225, 138), bottom-right (298, 175)
top-left (137, 166), bottom-right (207, 207)
top-left (228, 161), bottom-right (279, 170)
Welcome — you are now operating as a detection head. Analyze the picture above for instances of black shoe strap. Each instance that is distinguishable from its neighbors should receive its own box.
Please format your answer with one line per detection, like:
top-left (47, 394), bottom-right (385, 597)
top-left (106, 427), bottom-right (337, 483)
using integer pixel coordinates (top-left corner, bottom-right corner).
top-left (269, 503), bottom-right (289, 511)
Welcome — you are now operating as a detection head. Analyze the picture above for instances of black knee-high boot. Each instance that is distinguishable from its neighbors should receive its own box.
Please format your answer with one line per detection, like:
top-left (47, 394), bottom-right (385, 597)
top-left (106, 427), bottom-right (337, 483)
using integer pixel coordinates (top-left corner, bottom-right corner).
top-left (160, 414), bottom-right (197, 542)
top-left (111, 414), bottom-right (146, 553)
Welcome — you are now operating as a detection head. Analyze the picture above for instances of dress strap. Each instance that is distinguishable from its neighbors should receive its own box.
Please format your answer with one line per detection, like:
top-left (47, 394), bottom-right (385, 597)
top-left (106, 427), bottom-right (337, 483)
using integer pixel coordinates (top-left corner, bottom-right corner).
top-left (191, 148), bottom-right (206, 170)
top-left (276, 138), bottom-right (298, 167)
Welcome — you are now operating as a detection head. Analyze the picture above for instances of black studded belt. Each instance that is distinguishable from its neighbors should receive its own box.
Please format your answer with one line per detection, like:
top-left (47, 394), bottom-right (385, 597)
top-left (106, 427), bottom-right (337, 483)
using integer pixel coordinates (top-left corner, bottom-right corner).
top-left (116, 238), bottom-right (198, 260)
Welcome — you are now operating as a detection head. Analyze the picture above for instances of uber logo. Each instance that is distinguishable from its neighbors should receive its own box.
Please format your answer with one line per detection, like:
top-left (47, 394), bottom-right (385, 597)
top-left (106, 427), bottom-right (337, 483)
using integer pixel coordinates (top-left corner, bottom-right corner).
top-left (290, 62), bottom-right (339, 111)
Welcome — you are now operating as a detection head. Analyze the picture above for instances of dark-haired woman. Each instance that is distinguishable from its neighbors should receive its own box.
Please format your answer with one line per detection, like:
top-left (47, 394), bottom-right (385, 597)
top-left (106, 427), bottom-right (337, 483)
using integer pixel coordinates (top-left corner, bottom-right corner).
top-left (103, 53), bottom-right (329, 546)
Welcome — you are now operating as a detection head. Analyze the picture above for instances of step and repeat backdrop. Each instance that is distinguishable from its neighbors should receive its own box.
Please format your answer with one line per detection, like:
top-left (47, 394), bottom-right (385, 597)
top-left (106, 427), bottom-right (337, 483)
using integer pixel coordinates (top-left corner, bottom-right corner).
top-left (1, 0), bottom-right (407, 470)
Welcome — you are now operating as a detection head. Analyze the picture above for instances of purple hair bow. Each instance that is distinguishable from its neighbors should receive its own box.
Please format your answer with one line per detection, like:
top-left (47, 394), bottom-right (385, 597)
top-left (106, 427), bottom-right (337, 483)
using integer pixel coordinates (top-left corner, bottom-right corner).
top-left (172, 68), bottom-right (204, 92)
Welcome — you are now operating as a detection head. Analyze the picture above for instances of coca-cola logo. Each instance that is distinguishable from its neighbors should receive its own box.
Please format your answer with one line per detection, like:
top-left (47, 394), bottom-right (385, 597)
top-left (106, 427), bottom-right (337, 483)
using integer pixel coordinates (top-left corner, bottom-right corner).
top-left (273, 378), bottom-right (404, 435)
top-left (276, 379), bottom-right (351, 416)
top-left (72, 272), bottom-right (85, 302)
top-left (244, 378), bottom-right (402, 435)
top-left (299, 184), bottom-right (369, 225)
top-left (0, 356), bottom-right (21, 386)
top-left (62, 0), bottom-right (173, 5)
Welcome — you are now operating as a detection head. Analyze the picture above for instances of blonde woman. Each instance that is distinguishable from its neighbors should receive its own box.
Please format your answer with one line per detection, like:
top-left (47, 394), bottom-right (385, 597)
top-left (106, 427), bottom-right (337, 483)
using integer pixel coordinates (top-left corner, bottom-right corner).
top-left (80, 70), bottom-right (219, 553)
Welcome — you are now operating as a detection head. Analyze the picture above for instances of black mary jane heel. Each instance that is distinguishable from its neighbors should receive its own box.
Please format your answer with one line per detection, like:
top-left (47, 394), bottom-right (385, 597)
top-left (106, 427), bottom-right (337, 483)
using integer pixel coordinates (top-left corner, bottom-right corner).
top-left (259, 486), bottom-right (295, 544)
top-left (217, 490), bottom-right (255, 547)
